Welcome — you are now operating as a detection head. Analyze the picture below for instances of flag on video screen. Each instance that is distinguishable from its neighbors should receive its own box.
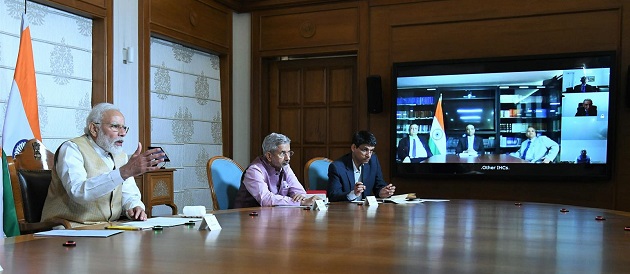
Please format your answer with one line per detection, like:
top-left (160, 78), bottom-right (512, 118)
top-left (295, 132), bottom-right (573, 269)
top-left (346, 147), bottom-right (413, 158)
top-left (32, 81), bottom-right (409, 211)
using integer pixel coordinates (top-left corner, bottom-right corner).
top-left (429, 94), bottom-right (446, 155)
top-left (2, 14), bottom-right (41, 237)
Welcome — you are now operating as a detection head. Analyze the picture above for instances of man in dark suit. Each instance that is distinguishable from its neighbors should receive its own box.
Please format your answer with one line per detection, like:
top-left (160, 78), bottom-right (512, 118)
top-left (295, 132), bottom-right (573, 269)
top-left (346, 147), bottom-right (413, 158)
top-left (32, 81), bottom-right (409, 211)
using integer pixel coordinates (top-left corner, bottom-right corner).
top-left (455, 124), bottom-right (485, 155)
top-left (575, 99), bottom-right (597, 116)
top-left (576, 149), bottom-right (590, 164)
top-left (572, 76), bottom-right (597, 92)
top-left (327, 131), bottom-right (396, 202)
top-left (396, 124), bottom-right (432, 163)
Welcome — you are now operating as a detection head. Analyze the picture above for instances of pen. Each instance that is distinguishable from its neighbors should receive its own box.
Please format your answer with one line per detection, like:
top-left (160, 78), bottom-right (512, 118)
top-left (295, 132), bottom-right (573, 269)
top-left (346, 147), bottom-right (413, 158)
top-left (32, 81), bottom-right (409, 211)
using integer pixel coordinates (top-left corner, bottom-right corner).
top-left (105, 225), bottom-right (143, 231)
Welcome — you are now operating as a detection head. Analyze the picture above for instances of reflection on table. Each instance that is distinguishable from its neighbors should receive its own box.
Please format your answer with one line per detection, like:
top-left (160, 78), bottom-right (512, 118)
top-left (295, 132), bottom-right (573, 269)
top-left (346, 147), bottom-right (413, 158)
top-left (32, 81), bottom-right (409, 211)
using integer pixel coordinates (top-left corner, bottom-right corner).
top-left (422, 154), bottom-right (530, 163)
top-left (2, 200), bottom-right (630, 273)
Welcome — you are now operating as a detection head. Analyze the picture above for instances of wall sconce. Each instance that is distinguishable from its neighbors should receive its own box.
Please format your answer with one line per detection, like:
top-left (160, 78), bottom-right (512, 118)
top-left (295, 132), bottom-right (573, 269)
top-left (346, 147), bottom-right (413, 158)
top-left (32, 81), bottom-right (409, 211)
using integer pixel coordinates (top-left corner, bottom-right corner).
top-left (123, 47), bottom-right (135, 64)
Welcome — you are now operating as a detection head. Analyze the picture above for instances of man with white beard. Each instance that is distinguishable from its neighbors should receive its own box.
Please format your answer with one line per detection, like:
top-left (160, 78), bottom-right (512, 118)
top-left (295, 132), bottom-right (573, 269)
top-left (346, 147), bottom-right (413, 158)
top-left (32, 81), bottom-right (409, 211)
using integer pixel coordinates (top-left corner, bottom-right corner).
top-left (41, 103), bottom-right (166, 225)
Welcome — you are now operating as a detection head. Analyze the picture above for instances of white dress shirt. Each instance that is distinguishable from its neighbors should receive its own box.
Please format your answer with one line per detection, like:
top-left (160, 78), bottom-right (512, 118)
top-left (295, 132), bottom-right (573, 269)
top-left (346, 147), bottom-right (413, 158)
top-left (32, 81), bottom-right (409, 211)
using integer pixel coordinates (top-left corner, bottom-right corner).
top-left (409, 135), bottom-right (428, 158)
top-left (55, 138), bottom-right (144, 211)
top-left (467, 136), bottom-right (477, 153)
top-left (346, 161), bottom-right (362, 201)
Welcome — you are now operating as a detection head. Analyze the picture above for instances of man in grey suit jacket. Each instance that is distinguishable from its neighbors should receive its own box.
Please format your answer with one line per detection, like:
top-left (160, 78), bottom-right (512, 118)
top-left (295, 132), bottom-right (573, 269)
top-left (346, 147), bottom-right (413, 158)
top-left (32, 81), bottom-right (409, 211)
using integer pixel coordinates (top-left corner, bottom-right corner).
top-left (327, 131), bottom-right (396, 202)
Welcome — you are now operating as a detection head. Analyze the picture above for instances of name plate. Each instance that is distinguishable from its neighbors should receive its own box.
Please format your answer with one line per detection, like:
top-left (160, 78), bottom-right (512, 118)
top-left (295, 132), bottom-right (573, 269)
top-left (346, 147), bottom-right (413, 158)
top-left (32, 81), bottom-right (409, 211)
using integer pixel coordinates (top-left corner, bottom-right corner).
top-left (311, 200), bottom-right (328, 211)
top-left (365, 196), bottom-right (379, 207)
top-left (198, 214), bottom-right (222, 231)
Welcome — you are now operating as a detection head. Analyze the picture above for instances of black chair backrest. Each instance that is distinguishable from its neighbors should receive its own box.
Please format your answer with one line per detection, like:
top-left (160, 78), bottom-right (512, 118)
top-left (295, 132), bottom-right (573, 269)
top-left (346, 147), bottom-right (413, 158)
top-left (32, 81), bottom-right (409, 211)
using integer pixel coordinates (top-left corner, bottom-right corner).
top-left (17, 169), bottom-right (52, 223)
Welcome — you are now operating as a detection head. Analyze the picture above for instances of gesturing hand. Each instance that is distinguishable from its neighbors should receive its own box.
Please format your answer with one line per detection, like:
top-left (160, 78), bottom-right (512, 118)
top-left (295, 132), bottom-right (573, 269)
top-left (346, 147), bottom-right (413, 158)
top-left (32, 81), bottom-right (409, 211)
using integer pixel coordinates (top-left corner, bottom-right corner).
top-left (379, 184), bottom-right (396, 198)
top-left (119, 142), bottom-right (166, 179)
top-left (354, 182), bottom-right (366, 196)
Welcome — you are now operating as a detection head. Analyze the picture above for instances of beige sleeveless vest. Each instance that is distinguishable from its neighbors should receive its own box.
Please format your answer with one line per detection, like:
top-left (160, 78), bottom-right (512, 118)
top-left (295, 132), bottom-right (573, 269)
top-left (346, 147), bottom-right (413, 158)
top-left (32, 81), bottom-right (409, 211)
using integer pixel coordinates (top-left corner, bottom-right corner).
top-left (41, 135), bottom-right (126, 223)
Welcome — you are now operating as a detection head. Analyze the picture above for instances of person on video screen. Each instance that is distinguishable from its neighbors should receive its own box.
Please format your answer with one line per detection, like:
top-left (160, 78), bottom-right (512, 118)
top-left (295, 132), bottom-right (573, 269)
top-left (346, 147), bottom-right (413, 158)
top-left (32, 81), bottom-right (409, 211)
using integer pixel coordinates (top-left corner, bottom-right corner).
top-left (396, 124), bottom-right (431, 163)
top-left (572, 76), bottom-right (597, 92)
top-left (576, 149), bottom-right (591, 164)
top-left (455, 124), bottom-right (485, 156)
top-left (575, 99), bottom-right (598, 116)
top-left (510, 126), bottom-right (559, 163)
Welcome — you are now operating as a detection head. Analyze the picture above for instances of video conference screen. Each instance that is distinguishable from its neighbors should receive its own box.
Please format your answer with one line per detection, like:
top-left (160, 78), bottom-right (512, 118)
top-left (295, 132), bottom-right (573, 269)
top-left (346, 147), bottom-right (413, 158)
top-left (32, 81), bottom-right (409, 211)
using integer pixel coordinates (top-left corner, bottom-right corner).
top-left (391, 51), bottom-right (616, 180)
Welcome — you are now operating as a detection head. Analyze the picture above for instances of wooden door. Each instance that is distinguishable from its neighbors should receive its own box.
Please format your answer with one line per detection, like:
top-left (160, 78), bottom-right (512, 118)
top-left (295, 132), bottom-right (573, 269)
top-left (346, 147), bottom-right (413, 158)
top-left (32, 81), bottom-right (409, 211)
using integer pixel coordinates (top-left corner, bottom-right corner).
top-left (268, 56), bottom-right (357, 183)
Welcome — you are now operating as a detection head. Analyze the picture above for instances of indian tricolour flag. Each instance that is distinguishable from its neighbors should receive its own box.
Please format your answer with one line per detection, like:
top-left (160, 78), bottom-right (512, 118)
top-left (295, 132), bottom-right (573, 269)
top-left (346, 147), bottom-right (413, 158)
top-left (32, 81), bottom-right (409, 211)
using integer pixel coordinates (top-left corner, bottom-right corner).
top-left (2, 14), bottom-right (41, 237)
top-left (428, 94), bottom-right (446, 155)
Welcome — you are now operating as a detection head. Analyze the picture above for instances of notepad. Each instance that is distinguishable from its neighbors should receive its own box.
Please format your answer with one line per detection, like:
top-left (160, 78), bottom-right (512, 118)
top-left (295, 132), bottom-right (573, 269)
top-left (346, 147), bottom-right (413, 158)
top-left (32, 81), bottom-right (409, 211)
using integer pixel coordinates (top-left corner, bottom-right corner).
top-left (120, 217), bottom-right (196, 229)
top-left (34, 230), bottom-right (123, 238)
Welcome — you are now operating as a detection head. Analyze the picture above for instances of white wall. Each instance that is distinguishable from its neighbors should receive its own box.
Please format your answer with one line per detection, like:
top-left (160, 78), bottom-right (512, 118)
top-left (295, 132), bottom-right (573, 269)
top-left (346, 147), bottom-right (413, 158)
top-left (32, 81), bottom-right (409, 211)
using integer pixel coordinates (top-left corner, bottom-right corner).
top-left (232, 12), bottom-right (251, 167)
top-left (112, 0), bottom-right (140, 154)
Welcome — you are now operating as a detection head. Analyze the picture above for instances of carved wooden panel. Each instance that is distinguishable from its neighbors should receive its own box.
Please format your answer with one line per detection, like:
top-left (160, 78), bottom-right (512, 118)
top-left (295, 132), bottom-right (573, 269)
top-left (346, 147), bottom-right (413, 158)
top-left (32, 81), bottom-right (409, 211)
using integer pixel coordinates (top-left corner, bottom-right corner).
top-left (151, 0), bottom-right (231, 49)
top-left (141, 169), bottom-right (177, 217)
top-left (258, 7), bottom-right (359, 51)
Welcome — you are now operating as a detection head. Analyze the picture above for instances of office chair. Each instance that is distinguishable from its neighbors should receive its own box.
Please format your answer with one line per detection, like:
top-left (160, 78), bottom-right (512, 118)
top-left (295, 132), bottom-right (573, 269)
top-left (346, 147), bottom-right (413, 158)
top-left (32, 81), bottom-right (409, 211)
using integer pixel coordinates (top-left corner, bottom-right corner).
top-left (16, 169), bottom-right (71, 233)
top-left (303, 157), bottom-right (332, 191)
top-left (206, 156), bottom-right (244, 210)
top-left (9, 139), bottom-right (70, 234)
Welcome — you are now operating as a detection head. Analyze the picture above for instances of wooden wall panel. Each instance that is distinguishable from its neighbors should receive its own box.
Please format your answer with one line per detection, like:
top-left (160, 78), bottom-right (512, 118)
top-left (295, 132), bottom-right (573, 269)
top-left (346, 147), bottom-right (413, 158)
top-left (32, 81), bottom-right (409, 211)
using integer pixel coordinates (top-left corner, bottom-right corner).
top-left (304, 69), bottom-right (326, 104)
top-left (390, 10), bottom-right (619, 62)
top-left (279, 69), bottom-right (302, 105)
top-left (79, 0), bottom-right (105, 8)
top-left (329, 107), bottom-right (353, 143)
top-left (329, 147), bottom-right (348, 161)
top-left (330, 67), bottom-right (353, 103)
top-left (303, 108), bottom-right (327, 144)
top-left (45, 0), bottom-right (107, 16)
top-left (275, 109), bottom-right (301, 143)
top-left (258, 7), bottom-right (358, 51)
top-left (150, 0), bottom-right (231, 50)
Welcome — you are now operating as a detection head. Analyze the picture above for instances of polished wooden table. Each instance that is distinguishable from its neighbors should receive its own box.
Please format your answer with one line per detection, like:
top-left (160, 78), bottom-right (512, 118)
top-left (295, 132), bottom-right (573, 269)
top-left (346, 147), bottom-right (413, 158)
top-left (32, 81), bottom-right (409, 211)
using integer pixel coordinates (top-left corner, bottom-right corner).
top-left (2, 200), bottom-right (630, 273)
top-left (422, 154), bottom-right (530, 163)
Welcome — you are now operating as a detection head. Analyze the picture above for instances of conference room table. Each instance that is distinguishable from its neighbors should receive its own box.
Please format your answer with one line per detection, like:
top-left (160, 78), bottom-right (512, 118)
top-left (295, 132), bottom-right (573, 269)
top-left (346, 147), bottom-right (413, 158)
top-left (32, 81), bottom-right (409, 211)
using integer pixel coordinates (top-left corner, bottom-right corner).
top-left (2, 200), bottom-right (630, 273)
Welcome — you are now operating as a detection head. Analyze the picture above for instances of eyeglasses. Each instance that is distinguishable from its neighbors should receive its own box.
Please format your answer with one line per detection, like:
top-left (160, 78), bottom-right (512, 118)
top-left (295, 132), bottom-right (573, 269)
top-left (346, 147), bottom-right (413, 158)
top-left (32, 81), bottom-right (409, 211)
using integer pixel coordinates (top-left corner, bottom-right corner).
top-left (358, 147), bottom-right (375, 155)
top-left (275, 150), bottom-right (294, 158)
top-left (94, 123), bottom-right (129, 133)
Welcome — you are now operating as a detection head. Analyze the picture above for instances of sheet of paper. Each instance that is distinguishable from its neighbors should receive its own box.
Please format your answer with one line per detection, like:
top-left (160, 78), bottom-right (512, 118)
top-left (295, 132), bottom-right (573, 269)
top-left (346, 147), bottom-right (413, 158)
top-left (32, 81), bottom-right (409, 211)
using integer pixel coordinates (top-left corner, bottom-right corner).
top-left (312, 200), bottom-right (328, 211)
top-left (199, 214), bottom-right (222, 231)
top-left (34, 230), bottom-right (123, 238)
top-left (419, 199), bottom-right (450, 202)
top-left (121, 217), bottom-right (196, 229)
